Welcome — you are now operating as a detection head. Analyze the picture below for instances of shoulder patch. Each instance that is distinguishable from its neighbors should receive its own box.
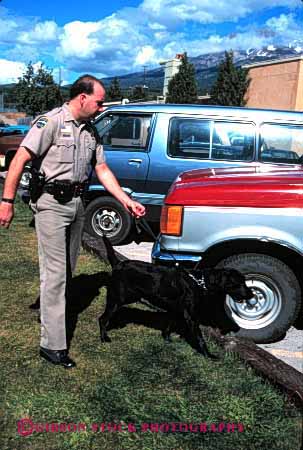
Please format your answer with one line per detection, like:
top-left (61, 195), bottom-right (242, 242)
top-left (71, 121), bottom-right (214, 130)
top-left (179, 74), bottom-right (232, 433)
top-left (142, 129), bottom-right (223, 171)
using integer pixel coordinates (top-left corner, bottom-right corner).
top-left (36, 117), bottom-right (49, 129)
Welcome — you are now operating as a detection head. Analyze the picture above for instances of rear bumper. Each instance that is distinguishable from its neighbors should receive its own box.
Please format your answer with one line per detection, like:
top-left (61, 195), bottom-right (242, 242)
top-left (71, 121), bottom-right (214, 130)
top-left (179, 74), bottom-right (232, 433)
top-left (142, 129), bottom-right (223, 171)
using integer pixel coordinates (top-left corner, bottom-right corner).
top-left (151, 239), bottom-right (202, 266)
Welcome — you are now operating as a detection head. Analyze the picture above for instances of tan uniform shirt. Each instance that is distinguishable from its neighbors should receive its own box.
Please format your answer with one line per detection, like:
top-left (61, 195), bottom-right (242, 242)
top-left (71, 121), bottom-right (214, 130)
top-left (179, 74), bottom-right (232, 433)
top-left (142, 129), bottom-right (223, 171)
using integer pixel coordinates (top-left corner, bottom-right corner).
top-left (21, 103), bottom-right (105, 183)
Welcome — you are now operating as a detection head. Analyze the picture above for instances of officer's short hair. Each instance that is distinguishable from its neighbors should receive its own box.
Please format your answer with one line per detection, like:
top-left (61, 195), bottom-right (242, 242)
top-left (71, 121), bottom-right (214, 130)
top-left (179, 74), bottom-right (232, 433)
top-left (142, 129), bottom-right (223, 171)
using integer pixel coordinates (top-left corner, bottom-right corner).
top-left (70, 75), bottom-right (105, 99)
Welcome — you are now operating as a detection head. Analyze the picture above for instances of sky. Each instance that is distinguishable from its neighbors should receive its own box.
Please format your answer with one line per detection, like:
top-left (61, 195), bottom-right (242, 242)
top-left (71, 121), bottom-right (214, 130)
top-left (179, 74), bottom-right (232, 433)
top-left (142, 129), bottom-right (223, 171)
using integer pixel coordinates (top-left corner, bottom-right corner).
top-left (0, 0), bottom-right (302, 85)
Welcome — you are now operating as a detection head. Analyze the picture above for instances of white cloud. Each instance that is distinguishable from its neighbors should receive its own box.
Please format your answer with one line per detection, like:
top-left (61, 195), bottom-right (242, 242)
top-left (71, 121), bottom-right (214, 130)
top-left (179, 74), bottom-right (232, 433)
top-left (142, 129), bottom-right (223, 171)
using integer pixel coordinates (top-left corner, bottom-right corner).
top-left (149, 22), bottom-right (167, 31)
top-left (5, 44), bottom-right (40, 63)
top-left (58, 21), bottom-right (102, 58)
top-left (135, 46), bottom-right (157, 65)
top-left (0, 1), bottom-right (302, 82)
top-left (0, 59), bottom-right (59, 84)
top-left (99, 14), bottom-right (130, 37)
top-left (56, 13), bottom-right (149, 74)
top-left (266, 13), bottom-right (295, 33)
top-left (154, 31), bottom-right (170, 41)
top-left (0, 18), bottom-right (18, 38)
top-left (141, 0), bottom-right (299, 24)
top-left (0, 59), bottom-right (26, 83)
top-left (18, 21), bottom-right (58, 44)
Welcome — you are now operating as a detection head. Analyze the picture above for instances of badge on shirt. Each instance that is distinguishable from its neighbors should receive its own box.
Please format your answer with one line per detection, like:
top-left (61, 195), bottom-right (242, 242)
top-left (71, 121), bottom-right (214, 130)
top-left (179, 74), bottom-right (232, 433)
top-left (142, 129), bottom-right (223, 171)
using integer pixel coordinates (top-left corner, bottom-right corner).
top-left (60, 125), bottom-right (72, 138)
top-left (36, 117), bottom-right (48, 129)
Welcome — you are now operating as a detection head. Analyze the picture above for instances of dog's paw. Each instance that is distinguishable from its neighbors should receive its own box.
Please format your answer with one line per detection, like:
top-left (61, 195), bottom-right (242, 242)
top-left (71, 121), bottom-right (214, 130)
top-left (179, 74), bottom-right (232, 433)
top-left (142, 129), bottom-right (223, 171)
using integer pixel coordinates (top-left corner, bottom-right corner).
top-left (161, 331), bottom-right (172, 343)
top-left (206, 353), bottom-right (220, 361)
top-left (100, 334), bottom-right (112, 343)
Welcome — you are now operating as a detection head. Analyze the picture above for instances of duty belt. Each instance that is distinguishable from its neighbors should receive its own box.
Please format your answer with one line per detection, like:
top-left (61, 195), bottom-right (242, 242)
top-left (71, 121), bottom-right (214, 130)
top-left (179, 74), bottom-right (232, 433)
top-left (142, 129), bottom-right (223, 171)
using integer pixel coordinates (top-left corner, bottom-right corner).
top-left (43, 181), bottom-right (87, 198)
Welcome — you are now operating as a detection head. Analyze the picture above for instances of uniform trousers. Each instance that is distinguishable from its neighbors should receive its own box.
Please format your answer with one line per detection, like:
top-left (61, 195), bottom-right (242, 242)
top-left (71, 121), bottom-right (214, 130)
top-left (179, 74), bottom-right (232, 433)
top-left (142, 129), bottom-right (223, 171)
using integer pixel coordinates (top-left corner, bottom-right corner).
top-left (32, 193), bottom-right (85, 350)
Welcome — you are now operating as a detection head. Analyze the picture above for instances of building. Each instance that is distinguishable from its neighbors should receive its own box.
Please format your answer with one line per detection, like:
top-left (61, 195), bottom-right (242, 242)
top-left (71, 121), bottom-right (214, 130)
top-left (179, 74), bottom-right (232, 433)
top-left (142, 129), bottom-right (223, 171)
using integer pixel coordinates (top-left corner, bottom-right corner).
top-left (244, 56), bottom-right (303, 111)
top-left (160, 54), bottom-right (184, 98)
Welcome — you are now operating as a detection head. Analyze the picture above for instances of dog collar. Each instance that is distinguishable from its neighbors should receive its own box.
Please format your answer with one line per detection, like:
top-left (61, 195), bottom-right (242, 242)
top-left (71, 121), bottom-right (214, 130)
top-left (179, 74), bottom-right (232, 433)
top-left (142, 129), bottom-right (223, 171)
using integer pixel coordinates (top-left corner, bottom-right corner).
top-left (188, 273), bottom-right (207, 290)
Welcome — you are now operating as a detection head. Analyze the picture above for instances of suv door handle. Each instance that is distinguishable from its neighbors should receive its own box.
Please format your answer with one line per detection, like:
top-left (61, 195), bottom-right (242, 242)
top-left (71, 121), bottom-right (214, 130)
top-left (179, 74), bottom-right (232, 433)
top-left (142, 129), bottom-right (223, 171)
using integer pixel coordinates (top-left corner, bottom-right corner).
top-left (128, 159), bottom-right (142, 166)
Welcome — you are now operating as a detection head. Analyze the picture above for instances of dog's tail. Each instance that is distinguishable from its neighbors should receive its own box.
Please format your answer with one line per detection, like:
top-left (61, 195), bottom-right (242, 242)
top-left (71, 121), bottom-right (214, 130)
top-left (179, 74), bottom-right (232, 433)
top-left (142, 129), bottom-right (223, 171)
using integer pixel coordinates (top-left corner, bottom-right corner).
top-left (102, 235), bottom-right (120, 267)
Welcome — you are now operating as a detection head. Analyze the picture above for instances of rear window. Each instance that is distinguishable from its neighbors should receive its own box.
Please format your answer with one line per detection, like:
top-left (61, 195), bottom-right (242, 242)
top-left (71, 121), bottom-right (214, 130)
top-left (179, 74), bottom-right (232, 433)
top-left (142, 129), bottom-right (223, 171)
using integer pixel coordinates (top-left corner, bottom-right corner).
top-left (168, 118), bottom-right (255, 161)
top-left (260, 124), bottom-right (303, 164)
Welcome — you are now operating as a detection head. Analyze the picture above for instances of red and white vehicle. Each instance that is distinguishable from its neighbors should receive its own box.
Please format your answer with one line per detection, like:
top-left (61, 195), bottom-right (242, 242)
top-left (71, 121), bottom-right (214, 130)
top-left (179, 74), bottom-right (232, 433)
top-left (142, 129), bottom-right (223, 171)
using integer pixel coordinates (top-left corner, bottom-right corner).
top-left (152, 165), bottom-right (303, 343)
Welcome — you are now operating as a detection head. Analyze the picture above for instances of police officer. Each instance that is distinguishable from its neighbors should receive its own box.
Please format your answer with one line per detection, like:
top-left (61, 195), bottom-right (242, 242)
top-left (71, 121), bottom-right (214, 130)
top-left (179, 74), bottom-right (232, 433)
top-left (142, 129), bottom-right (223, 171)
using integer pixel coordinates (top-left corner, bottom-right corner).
top-left (0, 74), bottom-right (145, 368)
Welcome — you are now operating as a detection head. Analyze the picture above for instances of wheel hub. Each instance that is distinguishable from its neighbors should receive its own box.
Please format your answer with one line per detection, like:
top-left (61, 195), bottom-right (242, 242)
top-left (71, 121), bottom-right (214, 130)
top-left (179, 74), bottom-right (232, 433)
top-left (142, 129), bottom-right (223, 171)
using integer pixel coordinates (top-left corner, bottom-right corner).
top-left (226, 275), bottom-right (282, 330)
top-left (93, 208), bottom-right (122, 237)
top-left (100, 212), bottom-right (116, 231)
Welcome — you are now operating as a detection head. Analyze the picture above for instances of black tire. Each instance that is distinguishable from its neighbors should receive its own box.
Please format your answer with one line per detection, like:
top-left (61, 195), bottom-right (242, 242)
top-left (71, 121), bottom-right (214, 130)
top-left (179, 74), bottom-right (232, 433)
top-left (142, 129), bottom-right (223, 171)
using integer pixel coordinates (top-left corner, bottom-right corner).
top-left (216, 253), bottom-right (301, 343)
top-left (84, 196), bottom-right (132, 245)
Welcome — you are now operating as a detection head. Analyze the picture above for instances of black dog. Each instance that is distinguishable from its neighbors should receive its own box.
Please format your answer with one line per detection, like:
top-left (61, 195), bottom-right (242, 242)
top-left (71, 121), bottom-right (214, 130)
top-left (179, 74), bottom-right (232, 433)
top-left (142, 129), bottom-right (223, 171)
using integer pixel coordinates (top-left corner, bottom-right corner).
top-left (99, 236), bottom-right (254, 359)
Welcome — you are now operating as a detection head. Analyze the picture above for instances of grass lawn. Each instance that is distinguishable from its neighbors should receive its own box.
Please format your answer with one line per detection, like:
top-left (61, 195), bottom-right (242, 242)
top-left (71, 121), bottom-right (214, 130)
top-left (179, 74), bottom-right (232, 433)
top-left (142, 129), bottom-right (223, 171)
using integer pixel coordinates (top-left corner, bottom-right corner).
top-left (0, 192), bottom-right (302, 450)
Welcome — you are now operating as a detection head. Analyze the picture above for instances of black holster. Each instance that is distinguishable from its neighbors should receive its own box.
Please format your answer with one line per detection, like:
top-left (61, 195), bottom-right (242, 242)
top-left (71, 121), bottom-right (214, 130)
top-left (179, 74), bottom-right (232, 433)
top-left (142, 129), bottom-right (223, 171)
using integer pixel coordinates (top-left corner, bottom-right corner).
top-left (29, 169), bottom-right (45, 203)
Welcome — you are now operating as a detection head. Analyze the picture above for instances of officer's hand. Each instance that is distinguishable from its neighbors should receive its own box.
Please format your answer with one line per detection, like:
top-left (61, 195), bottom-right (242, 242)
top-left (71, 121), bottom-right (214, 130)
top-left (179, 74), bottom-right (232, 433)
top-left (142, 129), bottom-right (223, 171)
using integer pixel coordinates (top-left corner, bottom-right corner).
top-left (126, 200), bottom-right (145, 218)
top-left (0, 202), bottom-right (14, 228)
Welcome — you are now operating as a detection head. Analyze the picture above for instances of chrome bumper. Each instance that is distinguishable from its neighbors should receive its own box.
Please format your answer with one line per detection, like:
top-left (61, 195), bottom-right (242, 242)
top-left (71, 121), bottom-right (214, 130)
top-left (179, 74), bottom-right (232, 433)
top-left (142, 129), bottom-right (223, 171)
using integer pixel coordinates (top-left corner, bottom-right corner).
top-left (151, 239), bottom-right (202, 265)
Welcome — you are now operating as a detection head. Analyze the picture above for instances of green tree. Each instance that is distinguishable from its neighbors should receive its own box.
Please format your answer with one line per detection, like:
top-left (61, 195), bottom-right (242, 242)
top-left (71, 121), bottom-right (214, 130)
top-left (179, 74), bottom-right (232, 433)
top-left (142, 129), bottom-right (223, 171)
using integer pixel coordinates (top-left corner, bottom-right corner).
top-left (107, 77), bottom-right (122, 101)
top-left (210, 51), bottom-right (250, 106)
top-left (130, 85), bottom-right (147, 101)
top-left (14, 62), bottom-right (62, 116)
top-left (166, 53), bottom-right (197, 104)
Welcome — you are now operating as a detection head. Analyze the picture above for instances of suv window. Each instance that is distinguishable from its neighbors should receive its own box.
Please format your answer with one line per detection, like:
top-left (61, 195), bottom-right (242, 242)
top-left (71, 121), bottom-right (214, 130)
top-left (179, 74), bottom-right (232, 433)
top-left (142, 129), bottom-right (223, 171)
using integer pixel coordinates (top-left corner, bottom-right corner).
top-left (168, 118), bottom-right (255, 161)
top-left (169, 118), bottom-right (211, 158)
top-left (95, 114), bottom-right (151, 150)
top-left (212, 121), bottom-right (255, 161)
top-left (260, 124), bottom-right (303, 164)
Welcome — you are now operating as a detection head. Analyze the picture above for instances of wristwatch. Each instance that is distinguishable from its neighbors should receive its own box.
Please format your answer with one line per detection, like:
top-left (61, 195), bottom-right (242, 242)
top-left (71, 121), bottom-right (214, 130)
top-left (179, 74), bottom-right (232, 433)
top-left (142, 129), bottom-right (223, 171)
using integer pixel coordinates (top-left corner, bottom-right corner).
top-left (1, 198), bottom-right (15, 204)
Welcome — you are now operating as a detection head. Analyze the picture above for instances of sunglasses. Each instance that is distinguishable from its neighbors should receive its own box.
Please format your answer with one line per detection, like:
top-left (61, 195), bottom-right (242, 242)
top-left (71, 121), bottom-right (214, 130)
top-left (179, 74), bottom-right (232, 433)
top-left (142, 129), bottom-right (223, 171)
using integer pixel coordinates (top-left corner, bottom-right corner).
top-left (96, 100), bottom-right (104, 107)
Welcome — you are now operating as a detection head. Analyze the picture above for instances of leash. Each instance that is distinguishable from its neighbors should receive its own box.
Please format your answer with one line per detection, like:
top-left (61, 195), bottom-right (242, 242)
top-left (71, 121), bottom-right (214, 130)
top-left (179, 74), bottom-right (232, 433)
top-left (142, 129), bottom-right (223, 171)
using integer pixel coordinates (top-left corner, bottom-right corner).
top-left (135, 217), bottom-right (158, 241)
top-left (188, 273), bottom-right (207, 290)
top-left (136, 216), bottom-right (182, 265)
top-left (135, 218), bottom-right (207, 290)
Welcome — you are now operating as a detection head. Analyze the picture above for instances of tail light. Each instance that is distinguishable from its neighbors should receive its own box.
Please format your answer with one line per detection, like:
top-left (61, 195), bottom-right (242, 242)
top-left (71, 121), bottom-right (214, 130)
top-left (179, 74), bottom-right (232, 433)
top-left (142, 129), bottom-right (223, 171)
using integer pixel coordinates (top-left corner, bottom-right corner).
top-left (160, 205), bottom-right (183, 236)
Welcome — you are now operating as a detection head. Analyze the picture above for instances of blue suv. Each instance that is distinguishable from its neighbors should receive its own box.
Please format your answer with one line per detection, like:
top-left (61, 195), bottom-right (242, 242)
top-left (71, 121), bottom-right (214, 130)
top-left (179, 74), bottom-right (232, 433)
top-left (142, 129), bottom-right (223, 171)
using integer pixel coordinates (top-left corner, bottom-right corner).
top-left (85, 103), bottom-right (303, 244)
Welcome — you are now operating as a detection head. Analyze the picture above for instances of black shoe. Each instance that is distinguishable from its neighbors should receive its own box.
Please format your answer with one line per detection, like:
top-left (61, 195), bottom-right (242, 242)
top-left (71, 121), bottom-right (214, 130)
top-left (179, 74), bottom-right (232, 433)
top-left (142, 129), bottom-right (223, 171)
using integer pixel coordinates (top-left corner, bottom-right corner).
top-left (39, 347), bottom-right (76, 369)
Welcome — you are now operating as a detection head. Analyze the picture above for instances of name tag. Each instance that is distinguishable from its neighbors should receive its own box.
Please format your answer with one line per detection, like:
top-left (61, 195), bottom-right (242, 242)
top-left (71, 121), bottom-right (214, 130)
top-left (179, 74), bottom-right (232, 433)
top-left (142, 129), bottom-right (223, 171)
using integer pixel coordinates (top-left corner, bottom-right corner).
top-left (60, 125), bottom-right (72, 138)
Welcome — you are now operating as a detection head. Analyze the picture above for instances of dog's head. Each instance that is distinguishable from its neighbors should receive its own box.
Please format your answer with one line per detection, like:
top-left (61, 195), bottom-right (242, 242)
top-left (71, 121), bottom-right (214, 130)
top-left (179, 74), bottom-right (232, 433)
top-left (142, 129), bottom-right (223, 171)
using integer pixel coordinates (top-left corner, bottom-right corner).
top-left (203, 268), bottom-right (254, 303)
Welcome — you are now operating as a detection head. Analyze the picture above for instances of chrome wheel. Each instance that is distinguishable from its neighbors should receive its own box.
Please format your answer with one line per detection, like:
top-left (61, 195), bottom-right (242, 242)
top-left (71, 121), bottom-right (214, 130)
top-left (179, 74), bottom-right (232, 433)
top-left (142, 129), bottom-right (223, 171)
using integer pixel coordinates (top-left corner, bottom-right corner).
top-left (85, 196), bottom-right (132, 245)
top-left (226, 274), bottom-right (282, 330)
top-left (218, 253), bottom-right (301, 343)
top-left (92, 207), bottom-right (123, 239)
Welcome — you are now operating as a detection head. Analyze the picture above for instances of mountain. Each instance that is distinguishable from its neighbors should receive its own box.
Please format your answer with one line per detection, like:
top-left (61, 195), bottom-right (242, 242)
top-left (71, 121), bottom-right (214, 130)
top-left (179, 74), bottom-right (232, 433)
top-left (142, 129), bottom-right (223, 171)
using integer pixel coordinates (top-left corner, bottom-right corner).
top-left (102, 67), bottom-right (164, 93)
top-left (1, 45), bottom-right (302, 96)
top-left (102, 44), bottom-right (303, 95)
